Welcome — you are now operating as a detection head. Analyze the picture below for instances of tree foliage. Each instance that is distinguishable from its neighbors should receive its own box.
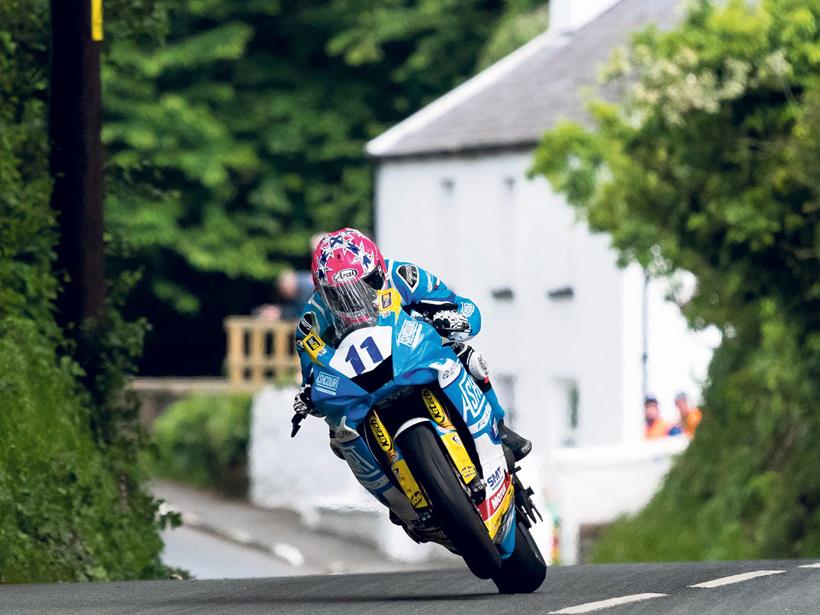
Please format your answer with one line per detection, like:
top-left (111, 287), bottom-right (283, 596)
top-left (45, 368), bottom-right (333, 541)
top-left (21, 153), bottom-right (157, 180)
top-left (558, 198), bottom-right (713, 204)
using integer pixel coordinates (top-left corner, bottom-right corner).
top-left (0, 0), bottom-right (169, 581)
top-left (103, 0), bottom-right (548, 374)
top-left (533, 0), bottom-right (820, 559)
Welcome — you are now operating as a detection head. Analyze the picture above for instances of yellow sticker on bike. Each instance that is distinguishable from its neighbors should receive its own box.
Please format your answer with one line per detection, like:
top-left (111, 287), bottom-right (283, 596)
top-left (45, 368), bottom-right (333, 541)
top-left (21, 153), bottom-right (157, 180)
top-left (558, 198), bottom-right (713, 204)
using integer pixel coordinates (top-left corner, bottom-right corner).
top-left (391, 459), bottom-right (428, 509)
top-left (441, 431), bottom-right (478, 485)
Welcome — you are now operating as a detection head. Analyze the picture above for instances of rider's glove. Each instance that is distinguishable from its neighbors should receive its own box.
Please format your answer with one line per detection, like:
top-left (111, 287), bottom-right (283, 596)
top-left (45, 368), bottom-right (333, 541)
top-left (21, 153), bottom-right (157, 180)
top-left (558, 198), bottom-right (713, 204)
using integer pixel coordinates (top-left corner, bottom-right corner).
top-left (432, 309), bottom-right (471, 341)
top-left (293, 383), bottom-right (322, 418)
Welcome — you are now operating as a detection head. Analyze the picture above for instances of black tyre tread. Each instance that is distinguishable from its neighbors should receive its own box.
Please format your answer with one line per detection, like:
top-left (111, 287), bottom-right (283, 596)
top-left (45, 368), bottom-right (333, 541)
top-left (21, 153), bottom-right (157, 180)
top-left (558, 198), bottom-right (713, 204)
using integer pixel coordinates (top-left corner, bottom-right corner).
top-left (396, 423), bottom-right (501, 579)
top-left (493, 522), bottom-right (547, 594)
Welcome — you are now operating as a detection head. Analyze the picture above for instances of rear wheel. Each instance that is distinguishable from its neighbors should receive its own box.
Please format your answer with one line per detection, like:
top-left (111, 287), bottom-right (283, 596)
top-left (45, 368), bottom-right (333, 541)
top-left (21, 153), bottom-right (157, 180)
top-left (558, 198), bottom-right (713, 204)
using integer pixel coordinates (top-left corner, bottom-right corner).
top-left (492, 522), bottom-right (547, 593)
top-left (396, 423), bottom-right (501, 579)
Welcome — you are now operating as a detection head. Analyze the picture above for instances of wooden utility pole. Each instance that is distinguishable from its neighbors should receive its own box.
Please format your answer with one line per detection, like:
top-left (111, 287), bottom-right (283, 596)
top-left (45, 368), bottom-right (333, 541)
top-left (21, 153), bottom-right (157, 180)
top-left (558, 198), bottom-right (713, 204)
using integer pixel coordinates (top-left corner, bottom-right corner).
top-left (50, 0), bottom-right (106, 328)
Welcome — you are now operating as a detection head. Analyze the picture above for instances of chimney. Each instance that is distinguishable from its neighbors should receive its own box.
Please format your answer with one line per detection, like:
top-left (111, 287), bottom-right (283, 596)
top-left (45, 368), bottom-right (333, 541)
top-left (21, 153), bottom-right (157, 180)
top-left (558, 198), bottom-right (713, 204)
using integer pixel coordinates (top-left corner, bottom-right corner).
top-left (549, 0), bottom-right (624, 34)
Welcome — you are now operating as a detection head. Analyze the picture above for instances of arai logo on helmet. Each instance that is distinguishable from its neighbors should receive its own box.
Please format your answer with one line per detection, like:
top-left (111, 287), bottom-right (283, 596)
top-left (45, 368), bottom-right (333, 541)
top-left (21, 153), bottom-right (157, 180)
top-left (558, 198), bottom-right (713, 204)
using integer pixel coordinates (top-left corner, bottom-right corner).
top-left (332, 268), bottom-right (358, 283)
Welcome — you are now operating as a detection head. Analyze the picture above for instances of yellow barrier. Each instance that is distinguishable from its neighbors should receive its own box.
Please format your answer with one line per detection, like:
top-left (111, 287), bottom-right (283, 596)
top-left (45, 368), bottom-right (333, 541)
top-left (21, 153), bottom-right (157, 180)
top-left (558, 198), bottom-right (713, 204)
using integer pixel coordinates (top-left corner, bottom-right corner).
top-left (224, 317), bottom-right (300, 389)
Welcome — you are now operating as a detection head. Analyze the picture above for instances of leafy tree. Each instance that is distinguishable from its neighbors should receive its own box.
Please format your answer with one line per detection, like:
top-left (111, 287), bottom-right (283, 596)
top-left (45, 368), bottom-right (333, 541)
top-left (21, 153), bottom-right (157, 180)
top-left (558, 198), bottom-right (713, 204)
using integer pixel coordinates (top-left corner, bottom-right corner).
top-left (104, 0), bottom-right (550, 374)
top-left (0, 0), bottom-right (171, 581)
top-left (532, 0), bottom-right (820, 559)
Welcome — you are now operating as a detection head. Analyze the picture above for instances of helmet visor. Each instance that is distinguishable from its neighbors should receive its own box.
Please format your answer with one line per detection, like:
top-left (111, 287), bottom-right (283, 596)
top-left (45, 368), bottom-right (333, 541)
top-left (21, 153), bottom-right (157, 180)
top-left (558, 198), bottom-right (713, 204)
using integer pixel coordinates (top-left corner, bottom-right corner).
top-left (318, 278), bottom-right (379, 339)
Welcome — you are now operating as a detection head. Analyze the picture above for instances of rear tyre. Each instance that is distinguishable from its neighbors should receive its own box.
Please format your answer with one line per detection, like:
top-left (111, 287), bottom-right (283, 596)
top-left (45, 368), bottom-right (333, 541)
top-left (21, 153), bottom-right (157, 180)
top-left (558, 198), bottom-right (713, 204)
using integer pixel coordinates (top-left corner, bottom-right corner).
top-left (396, 423), bottom-right (502, 579)
top-left (492, 522), bottom-right (547, 593)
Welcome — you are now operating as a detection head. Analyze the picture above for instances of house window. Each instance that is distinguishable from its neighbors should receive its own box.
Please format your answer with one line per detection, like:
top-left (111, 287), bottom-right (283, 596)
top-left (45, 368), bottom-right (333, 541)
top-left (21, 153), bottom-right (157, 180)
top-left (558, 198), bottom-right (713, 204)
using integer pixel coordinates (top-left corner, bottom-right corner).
top-left (440, 178), bottom-right (455, 200)
top-left (557, 379), bottom-right (580, 446)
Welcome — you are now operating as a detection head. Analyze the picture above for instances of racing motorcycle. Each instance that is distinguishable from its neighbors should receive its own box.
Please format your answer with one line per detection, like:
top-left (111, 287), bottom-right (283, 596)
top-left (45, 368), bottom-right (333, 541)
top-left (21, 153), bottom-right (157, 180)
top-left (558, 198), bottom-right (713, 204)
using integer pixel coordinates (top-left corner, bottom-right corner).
top-left (291, 287), bottom-right (547, 593)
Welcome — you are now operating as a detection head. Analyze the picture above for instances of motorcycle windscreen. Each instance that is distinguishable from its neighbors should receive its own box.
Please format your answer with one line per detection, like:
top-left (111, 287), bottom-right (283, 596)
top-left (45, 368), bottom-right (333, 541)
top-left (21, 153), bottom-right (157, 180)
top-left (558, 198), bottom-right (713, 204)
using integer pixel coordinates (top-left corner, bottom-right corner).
top-left (317, 277), bottom-right (379, 340)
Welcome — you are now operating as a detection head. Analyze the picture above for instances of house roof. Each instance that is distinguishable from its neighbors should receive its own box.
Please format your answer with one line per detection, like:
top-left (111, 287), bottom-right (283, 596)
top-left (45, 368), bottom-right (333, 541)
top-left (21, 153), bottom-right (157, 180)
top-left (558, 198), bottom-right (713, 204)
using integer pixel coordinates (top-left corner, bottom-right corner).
top-left (367, 0), bottom-right (682, 159)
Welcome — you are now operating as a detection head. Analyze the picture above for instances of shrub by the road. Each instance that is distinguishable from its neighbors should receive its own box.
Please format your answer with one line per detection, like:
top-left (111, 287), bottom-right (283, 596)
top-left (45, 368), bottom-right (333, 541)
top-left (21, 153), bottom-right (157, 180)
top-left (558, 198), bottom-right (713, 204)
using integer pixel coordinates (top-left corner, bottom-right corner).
top-left (0, 319), bottom-right (165, 582)
top-left (535, 0), bottom-right (820, 560)
top-left (152, 394), bottom-right (251, 497)
top-left (0, 2), bottom-right (168, 582)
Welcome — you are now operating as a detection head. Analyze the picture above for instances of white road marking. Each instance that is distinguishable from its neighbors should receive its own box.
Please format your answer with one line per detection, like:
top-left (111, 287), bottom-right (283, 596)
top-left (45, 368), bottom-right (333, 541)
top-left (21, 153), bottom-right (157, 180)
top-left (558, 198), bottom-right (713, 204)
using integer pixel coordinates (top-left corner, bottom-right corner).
top-left (548, 593), bottom-right (668, 614)
top-left (689, 570), bottom-right (786, 588)
top-left (273, 542), bottom-right (305, 567)
top-left (798, 563), bottom-right (820, 569)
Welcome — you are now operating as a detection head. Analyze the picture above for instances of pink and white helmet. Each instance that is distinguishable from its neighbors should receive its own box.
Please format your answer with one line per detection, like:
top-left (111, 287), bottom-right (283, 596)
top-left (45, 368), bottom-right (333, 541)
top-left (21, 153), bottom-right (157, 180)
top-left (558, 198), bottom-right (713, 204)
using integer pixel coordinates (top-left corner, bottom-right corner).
top-left (311, 228), bottom-right (387, 336)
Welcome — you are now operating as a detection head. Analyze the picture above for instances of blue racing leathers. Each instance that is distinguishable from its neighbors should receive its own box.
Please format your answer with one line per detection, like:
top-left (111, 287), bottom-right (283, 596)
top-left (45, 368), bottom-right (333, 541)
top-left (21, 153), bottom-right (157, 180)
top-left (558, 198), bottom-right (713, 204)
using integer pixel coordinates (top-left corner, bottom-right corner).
top-left (293, 259), bottom-right (507, 503)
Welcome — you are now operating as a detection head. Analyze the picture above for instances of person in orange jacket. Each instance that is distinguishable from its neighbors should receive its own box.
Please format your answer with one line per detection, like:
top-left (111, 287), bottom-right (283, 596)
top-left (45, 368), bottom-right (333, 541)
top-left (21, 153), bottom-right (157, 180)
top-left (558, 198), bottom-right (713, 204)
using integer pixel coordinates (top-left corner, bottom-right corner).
top-left (644, 395), bottom-right (673, 439)
top-left (672, 392), bottom-right (702, 438)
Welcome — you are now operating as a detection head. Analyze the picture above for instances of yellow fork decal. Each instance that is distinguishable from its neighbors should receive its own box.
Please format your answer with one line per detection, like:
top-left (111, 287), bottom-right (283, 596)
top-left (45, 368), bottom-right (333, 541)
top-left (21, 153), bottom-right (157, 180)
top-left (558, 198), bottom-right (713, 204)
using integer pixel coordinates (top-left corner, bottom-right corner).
top-left (369, 411), bottom-right (427, 509)
top-left (390, 459), bottom-right (428, 509)
top-left (368, 412), bottom-right (397, 463)
top-left (441, 431), bottom-right (478, 485)
top-left (422, 389), bottom-right (479, 486)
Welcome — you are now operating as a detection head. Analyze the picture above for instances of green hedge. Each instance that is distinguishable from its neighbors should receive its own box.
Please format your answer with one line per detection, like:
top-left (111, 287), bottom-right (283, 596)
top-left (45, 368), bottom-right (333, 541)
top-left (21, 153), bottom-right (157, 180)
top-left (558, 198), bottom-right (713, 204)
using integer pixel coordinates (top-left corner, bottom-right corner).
top-left (151, 394), bottom-right (251, 497)
top-left (0, 318), bottom-right (165, 582)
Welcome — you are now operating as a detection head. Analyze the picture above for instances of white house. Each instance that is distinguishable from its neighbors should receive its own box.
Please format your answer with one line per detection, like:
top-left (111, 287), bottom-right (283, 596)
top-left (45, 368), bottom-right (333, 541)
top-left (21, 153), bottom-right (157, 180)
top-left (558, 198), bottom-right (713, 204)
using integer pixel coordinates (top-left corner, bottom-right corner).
top-left (367, 0), bottom-right (719, 560)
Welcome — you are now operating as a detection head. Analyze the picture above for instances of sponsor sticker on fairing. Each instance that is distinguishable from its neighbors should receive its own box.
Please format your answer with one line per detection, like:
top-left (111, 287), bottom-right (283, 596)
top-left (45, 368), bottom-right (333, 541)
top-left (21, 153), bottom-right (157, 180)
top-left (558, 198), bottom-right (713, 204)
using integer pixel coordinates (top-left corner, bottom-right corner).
top-left (315, 373), bottom-right (340, 395)
top-left (490, 486), bottom-right (507, 510)
top-left (485, 466), bottom-right (503, 489)
top-left (397, 320), bottom-right (421, 348)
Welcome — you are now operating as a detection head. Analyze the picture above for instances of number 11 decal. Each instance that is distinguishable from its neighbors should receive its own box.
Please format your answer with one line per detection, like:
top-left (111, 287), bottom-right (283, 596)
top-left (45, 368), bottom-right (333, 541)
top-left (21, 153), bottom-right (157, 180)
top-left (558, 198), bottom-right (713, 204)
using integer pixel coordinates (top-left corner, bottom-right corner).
top-left (345, 335), bottom-right (384, 374)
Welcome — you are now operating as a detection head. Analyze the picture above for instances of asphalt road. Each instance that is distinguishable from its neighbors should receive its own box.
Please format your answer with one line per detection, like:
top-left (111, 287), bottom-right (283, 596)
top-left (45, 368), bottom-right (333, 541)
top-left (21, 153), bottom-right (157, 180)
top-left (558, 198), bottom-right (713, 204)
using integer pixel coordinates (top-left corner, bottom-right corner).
top-left (1, 560), bottom-right (817, 615)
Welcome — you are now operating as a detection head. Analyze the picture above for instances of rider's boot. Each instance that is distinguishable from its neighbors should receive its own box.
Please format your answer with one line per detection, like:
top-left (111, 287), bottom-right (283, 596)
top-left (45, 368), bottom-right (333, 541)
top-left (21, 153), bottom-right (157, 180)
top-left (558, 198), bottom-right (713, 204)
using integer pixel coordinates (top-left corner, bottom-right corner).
top-left (497, 419), bottom-right (532, 461)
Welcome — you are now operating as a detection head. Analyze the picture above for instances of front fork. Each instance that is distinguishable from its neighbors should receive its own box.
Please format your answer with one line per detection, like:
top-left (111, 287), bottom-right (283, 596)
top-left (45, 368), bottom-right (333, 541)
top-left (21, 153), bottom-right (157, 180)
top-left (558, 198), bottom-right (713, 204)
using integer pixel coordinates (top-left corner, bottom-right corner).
top-left (332, 363), bottom-right (516, 538)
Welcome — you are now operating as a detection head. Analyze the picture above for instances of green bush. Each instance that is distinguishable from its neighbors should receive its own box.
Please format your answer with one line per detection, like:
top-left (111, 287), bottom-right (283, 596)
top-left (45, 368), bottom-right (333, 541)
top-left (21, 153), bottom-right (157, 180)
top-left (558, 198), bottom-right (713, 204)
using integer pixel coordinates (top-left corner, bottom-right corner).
top-left (592, 322), bottom-right (820, 561)
top-left (534, 0), bottom-right (820, 560)
top-left (152, 394), bottom-right (251, 497)
top-left (0, 318), bottom-right (165, 582)
top-left (0, 1), bottom-right (170, 582)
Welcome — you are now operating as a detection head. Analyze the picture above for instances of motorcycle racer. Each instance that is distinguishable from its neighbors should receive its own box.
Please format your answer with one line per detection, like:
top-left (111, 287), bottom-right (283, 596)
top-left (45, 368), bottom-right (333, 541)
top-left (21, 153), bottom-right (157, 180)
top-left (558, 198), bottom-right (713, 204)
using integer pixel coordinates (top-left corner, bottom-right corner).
top-left (292, 228), bottom-right (531, 462)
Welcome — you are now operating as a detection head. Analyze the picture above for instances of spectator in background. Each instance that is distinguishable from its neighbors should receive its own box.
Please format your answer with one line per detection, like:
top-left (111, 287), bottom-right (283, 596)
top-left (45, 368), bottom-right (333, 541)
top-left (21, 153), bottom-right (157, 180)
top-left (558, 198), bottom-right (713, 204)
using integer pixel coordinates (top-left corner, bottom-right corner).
top-left (644, 395), bottom-right (672, 439)
top-left (253, 269), bottom-right (314, 320)
top-left (671, 392), bottom-right (702, 438)
top-left (253, 231), bottom-right (326, 320)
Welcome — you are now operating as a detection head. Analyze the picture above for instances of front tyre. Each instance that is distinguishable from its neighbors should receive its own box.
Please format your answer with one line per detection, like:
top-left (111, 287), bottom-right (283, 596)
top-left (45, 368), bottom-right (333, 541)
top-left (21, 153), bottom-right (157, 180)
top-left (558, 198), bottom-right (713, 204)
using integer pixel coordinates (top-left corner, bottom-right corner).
top-left (492, 522), bottom-right (547, 593)
top-left (396, 423), bottom-right (502, 579)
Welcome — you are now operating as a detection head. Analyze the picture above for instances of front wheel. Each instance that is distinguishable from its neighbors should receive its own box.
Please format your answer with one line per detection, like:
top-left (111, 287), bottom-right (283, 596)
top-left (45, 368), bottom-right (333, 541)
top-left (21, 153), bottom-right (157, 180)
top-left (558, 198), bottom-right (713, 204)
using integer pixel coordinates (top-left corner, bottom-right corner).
top-left (492, 522), bottom-right (547, 593)
top-left (396, 423), bottom-right (502, 579)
